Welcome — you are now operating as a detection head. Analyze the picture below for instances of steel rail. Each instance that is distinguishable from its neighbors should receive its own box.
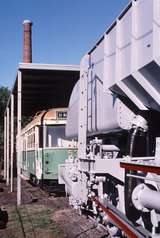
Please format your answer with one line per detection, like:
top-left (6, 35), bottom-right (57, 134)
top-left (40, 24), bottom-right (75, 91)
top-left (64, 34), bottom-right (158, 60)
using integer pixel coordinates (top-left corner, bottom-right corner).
top-left (120, 162), bottom-right (160, 175)
top-left (91, 197), bottom-right (151, 238)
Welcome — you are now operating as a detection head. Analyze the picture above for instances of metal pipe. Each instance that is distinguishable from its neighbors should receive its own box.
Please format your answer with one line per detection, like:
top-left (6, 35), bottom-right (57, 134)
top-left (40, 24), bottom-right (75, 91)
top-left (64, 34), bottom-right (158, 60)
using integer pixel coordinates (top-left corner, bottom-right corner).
top-left (17, 70), bottom-right (22, 205)
top-left (132, 184), bottom-right (160, 212)
top-left (129, 128), bottom-right (137, 157)
top-left (4, 116), bottom-right (7, 179)
top-left (6, 107), bottom-right (10, 186)
top-left (129, 115), bottom-right (148, 157)
top-left (10, 94), bottom-right (14, 192)
top-left (139, 186), bottom-right (160, 212)
top-left (127, 173), bottom-right (160, 183)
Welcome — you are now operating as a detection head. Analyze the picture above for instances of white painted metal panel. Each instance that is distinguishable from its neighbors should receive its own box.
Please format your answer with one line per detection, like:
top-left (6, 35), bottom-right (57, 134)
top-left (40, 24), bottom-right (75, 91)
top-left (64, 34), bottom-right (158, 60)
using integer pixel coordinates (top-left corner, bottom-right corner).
top-left (132, 0), bottom-right (153, 71)
top-left (65, 81), bottom-right (79, 138)
top-left (116, 8), bottom-right (132, 82)
top-left (102, 0), bottom-right (160, 111)
top-left (103, 28), bottom-right (116, 89)
top-left (67, 0), bottom-right (160, 138)
top-left (66, 70), bottom-right (135, 138)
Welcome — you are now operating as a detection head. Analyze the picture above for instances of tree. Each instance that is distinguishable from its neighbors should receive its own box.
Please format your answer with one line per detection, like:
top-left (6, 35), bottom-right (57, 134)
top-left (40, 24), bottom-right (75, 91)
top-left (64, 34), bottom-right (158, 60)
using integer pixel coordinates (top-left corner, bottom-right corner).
top-left (0, 87), bottom-right (10, 164)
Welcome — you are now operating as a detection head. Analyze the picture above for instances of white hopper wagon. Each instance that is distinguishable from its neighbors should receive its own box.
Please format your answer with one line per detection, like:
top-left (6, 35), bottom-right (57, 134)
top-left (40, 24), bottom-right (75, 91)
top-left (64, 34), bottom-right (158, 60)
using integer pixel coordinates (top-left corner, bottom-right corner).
top-left (59, 0), bottom-right (160, 237)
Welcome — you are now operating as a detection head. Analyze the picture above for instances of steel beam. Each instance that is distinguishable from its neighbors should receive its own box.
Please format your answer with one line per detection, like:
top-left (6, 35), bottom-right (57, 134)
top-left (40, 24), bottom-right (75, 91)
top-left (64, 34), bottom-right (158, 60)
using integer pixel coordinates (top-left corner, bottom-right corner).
top-left (78, 55), bottom-right (89, 160)
top-left (92, 197), bottom-right (150, 238)
top-left (3, 116), bottom-right (7, 179)
top-left (6, 107), bottom-right (10, 186)
top-left (10, 94), bottom-right (14, 192)
top-left (120, 162), bottom-right (160, 175)
top-left (17, 70), bottom-right (22, 205)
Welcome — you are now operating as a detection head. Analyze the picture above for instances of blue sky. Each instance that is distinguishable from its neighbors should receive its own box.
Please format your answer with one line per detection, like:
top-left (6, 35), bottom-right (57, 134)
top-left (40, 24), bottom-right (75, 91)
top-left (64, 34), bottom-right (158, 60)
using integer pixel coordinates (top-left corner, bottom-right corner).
top-left (0, 0), bottom-right (129, 88)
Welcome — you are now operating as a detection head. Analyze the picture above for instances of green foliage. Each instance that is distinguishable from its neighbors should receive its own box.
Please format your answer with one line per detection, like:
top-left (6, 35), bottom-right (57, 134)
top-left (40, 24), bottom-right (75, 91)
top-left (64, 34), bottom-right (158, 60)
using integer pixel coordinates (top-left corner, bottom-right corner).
top-left (22, 116), bottom-right (33, 128)
top-left (0, 86), bottom-right (10, 163)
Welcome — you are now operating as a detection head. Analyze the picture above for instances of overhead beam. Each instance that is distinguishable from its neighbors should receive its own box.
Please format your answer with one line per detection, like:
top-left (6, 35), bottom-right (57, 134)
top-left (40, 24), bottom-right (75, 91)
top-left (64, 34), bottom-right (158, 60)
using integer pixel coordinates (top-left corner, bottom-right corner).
top-left (22, 96), bottom-right (70, 102)
top-left (21, 87), bottom-right (73, 94)
top-left (22, 82), bottom-right (75, 89)
top-left (21, 92), bottom-right (67, 97)
top-left (22, 74), bottom-right (77, 81)
top-left (19, 63), bottom-right (80, 71)
top-left (22, 100), bottom-right (70, 107)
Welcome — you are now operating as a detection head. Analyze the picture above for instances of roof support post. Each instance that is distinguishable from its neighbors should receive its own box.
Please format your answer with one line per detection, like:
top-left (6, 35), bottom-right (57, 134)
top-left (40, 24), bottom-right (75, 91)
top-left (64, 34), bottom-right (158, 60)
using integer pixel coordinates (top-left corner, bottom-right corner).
top-left (17, 70), bottom-right (22, 205)
top-left (10, 94), bottom-right (14, 192)
top-left (4, 115), bottom-right (7, 179)
top-left (6, 107), bottom-right (10, 186)
top-left (41, 123), bottom-right (46, 189)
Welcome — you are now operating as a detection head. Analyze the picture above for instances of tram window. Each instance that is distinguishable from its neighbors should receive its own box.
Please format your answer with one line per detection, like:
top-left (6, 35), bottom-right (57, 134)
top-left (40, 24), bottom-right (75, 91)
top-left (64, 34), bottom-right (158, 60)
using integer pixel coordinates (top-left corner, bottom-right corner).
top-left (46, 125), bottom-right (65, 147)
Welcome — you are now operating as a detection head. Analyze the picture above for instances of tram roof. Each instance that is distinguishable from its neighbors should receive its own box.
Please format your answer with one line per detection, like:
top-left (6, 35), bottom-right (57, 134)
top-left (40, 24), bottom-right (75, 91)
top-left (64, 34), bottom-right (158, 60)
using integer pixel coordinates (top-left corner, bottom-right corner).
top-left (21, 108), bottom-right (68, 133)
top-left (6, 63), bottom-right (80, 117)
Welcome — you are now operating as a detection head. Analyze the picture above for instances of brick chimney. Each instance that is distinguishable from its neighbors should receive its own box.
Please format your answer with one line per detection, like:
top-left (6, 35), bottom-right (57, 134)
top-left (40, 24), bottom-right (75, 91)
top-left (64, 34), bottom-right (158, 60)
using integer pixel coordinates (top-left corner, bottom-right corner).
top-left (23, 20), bottom-right (33, 63)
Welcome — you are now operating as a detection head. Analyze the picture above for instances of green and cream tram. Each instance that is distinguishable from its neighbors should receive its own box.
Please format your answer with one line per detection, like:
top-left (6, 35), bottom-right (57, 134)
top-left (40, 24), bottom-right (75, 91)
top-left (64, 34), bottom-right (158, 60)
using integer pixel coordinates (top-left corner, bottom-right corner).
top-left (21, 108), bottom-right (77, 186)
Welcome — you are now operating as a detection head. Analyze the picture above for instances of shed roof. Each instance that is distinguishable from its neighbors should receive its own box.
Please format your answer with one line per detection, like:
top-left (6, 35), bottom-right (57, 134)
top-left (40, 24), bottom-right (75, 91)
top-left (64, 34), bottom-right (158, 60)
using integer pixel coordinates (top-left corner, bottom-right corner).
top-left (8, 63), bottom-right (80, 117)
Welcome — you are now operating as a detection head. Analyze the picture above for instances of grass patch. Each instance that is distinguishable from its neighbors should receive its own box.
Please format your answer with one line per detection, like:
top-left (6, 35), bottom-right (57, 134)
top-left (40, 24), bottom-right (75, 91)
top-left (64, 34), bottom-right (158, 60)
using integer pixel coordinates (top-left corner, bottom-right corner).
top-left (0, 204), bottom-right (63, 238)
